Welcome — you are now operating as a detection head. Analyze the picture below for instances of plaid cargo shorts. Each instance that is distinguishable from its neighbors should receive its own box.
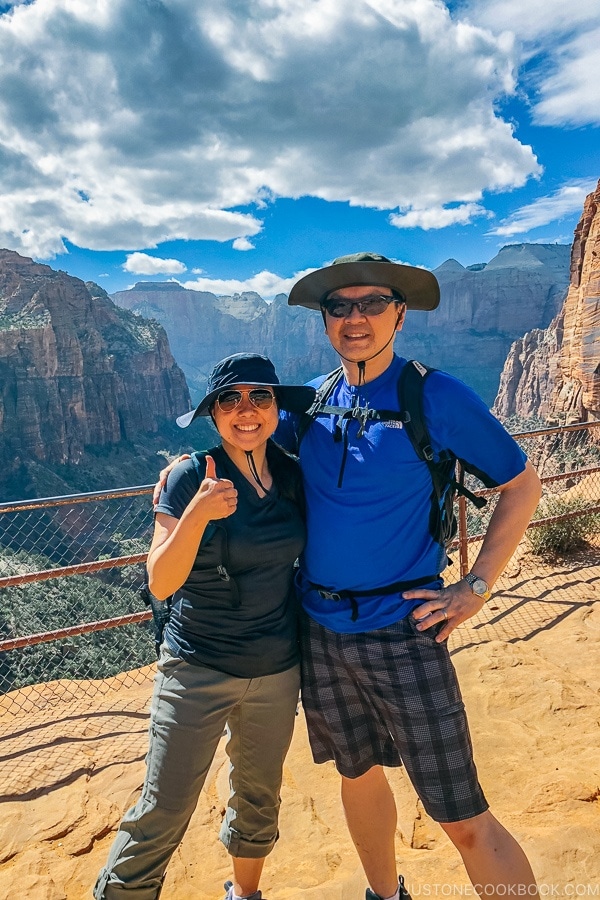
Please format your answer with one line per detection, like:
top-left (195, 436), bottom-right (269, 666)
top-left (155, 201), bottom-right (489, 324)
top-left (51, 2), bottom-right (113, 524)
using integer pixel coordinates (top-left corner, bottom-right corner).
top-left (300, 612), bottom-right (488, 823)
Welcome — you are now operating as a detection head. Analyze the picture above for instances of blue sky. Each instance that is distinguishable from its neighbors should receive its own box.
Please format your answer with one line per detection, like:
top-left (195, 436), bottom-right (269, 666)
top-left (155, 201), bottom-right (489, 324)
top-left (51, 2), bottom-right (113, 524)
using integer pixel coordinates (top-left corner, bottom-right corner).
top-left (0, 0), bottom-right (598, 297)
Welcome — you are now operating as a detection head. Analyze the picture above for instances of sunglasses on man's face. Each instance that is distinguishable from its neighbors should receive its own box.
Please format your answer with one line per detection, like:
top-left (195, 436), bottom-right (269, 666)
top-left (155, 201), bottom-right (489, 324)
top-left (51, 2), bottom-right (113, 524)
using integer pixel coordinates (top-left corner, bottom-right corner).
top-left (321, 294), bottom-right (397, 318)
top-left (216, 388), bottom-right (276, 412)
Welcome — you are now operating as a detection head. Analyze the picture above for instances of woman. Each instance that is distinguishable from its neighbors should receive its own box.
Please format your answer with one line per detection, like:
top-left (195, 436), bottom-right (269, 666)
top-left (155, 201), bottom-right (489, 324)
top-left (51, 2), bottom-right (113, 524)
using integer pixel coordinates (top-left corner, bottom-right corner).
top-left (94, 353), bottom-right (315, 900)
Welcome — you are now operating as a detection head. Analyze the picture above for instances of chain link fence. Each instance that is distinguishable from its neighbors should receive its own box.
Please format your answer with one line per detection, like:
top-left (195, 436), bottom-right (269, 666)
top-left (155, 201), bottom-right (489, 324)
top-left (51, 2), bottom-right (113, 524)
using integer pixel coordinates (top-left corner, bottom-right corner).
top-left (1, 423), bottom-right (599, 729)
top-left (0, 487), bottom-right (156, 724)
top-left (454, 422), bottom-right (600, 566)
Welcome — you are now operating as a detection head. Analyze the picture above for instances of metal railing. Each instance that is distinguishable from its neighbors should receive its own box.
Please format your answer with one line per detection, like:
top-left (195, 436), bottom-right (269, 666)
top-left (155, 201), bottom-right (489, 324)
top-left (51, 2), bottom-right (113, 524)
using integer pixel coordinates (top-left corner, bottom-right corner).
top-left (1, 422), bottom-right (599, 722)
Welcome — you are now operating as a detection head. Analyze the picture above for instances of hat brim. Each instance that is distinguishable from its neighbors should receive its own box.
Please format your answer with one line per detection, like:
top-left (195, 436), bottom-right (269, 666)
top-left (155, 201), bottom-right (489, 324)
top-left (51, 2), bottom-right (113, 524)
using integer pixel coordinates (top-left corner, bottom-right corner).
top-left (288, 260), bottom-right (440, 311)
top-left (176, 382), bottom-right (316, 428)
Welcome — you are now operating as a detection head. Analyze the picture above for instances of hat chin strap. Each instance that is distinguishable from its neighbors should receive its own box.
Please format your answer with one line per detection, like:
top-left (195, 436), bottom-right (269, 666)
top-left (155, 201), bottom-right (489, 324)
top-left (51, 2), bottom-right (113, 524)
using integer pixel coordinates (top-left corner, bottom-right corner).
top-left (336, 310), bottom-right (402, 387)
top-left (245, 450), bottom-right (269, 493)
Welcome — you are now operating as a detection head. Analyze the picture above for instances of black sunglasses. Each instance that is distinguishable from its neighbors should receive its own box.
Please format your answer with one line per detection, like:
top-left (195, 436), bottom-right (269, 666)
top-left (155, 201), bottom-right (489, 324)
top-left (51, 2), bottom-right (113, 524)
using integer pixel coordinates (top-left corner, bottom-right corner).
top-left (216, 388), bottom-right (276, 412)
top-left (321, 294), bottom-right (398, 318)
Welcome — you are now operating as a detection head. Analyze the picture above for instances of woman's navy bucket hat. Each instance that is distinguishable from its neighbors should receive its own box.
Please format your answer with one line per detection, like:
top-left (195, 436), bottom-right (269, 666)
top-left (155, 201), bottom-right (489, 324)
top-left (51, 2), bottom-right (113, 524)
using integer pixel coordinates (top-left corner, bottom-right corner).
top-left (176, 353), bottom-right (316, 428)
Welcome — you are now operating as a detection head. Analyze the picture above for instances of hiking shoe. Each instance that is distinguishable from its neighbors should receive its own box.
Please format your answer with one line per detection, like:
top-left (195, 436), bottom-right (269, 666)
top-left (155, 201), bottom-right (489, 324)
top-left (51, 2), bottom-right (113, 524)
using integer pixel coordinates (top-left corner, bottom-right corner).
top-left (366, 875), bottom-right (412, 900)
top-left (223, 881), bottom-right (262, 900)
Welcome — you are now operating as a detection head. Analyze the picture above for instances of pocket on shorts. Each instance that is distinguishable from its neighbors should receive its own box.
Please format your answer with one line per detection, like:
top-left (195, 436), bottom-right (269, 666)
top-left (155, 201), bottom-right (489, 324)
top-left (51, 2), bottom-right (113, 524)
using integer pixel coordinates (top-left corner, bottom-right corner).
top-left (406, 613), bottom-right (446, 642)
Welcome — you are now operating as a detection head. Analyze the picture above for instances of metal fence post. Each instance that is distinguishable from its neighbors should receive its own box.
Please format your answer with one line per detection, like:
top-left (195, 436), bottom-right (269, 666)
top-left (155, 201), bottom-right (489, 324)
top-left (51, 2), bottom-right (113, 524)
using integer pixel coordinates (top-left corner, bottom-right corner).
top-left (457, 463), bottom-right (469, 579)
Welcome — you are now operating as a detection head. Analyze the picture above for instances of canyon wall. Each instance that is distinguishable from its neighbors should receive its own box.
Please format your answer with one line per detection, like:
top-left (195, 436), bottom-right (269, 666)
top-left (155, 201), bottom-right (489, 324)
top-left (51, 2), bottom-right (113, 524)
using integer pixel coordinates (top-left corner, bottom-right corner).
top-left (494, 181), bottom-right (600, 424)
top-left (0, 251), bottom-right (190, 477)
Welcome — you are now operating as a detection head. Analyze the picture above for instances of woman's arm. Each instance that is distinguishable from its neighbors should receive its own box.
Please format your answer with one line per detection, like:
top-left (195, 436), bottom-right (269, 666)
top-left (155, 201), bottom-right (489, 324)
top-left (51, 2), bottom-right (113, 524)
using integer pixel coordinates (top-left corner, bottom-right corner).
top-left (147, 455), bottom-right (238, 600)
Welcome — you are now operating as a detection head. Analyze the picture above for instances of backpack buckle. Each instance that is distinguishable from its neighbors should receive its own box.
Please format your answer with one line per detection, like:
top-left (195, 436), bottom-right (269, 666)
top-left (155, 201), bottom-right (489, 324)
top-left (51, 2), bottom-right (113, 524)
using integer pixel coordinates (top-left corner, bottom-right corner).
top-left (217, 565), bottom-right (230, 582)
top-left (353, 405), bottom-right (376, 437)
top-left (318, 589), bottom-right (341, 601)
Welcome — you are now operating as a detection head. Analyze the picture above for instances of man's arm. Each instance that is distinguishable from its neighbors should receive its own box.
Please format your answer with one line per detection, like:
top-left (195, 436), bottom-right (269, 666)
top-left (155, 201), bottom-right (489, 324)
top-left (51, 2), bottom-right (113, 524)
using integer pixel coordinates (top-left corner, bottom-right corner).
top-left (403, 460), bottom-right (542, 642)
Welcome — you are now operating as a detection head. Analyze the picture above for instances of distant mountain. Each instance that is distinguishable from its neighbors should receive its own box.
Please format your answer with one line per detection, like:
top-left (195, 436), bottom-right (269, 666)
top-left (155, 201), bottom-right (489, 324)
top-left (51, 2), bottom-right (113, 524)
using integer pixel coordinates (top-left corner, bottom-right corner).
top-left (399, 243), bottom-right (570, 402)
top-left (494, 183), bottom-right (600, 425)
top-left (112, 284), bottom-right (340, 400)
top-left (0, 250), bottom-right (193, 498)
top-left (113, 243), bottom-right (571, 405)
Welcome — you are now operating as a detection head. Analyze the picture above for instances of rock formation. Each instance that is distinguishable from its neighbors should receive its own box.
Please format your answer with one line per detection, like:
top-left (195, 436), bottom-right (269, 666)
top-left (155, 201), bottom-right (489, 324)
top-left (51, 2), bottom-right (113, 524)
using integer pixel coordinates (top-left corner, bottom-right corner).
top-left (550, 181), bottom-right (600, 423)
top-left (0, 250), bottom-right (190, 475)
top-left (114, 244), bottom-right (570, 406)
top-left (494, 181), bottom-right (600, 424)
top-left (112, 284), bottom-right (340, 399)
top-left (404, 244), bottom-right (570, 403)
top-left (492, 319), bottom-right (563, 422)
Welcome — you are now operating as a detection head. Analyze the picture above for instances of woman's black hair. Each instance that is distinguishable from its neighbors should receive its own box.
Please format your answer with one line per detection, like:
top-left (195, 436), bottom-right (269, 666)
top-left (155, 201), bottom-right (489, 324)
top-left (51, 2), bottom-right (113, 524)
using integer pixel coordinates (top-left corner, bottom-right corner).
top-left (266, 438), bottom-right (305, 515)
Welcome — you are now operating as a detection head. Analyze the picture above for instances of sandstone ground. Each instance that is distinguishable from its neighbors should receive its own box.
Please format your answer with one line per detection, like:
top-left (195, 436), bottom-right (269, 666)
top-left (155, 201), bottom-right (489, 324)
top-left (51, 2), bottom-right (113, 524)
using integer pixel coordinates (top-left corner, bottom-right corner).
top-left (1, 550), bottom-right (599, 899)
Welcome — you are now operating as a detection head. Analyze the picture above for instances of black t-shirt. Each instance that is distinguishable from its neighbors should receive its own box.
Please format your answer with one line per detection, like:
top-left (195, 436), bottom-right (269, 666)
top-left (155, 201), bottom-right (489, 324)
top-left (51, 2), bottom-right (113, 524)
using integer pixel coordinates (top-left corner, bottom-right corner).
top-left (155, 444), bottom-right (306, 677)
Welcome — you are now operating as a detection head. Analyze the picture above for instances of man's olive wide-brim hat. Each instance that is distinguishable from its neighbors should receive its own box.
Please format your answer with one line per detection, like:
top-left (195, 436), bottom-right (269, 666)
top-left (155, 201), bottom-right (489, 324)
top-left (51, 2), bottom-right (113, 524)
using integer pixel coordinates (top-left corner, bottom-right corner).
top-left (288, 252), bottom-right (440, 311)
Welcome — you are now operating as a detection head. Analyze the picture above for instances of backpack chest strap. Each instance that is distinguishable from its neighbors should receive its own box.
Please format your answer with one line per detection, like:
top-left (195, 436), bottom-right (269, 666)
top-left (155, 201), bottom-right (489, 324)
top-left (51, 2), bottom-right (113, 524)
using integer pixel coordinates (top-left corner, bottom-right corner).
top-left (315, 404), bottom-right (409, 439)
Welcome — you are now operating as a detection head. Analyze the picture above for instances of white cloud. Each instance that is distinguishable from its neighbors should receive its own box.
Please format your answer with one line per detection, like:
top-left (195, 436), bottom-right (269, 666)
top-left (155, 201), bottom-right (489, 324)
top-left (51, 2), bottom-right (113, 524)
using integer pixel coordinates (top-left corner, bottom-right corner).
top-left (463, 0), bottom-right (600, 127)
top-left (487, 179), bottom-right (596, 236)
top-left (460, 0), bottom-right (598, 42)
top-left (123, 252), bottom-right (187, 275)
top-left (181, 267), bottom-right (318, 300)
top-left (232, 237), bottom-right (255, 251)
top-left (0, 0), bottom-right (542, 258)
top-left (533, 28), bottom-right (600, 127)
top-left (180, 253), bottom-right (429, 298)
top-left (390, 202), bottom-right (489, 230)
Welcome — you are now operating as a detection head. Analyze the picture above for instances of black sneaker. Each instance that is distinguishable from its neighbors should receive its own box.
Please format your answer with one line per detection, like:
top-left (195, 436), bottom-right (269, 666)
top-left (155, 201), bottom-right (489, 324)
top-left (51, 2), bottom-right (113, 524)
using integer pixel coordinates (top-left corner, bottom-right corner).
top-left (365, 875), bottom-right (412, 900)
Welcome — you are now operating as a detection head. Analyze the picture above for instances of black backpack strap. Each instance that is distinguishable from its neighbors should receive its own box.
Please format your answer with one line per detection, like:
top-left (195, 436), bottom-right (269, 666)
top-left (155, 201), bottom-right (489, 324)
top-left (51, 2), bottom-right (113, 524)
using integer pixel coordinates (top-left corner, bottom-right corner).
top-left (191, 449), bottom-right (240, 604)
top-left (296, 367), bottom-right (344, 448)
top-left (398, 360), bottom-right (437, 462)
top-left (140, 573), bottom-right (172, 659)
top-left (399, 361), bottom-right (458, 548)
top-left (398, 361), bottom-right (487, 548)
top-left (190, 449), bottom-right (208, 480)
top-left (144, 452), bottom-right (222, 656)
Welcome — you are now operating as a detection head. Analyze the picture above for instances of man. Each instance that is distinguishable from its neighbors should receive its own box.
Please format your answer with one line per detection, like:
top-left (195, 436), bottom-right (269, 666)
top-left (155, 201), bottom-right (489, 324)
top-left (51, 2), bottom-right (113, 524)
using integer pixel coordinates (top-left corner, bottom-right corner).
top-left (277, 253), bottom-right (542, 900)
top-left (156, 253), bottom-right (542, 899)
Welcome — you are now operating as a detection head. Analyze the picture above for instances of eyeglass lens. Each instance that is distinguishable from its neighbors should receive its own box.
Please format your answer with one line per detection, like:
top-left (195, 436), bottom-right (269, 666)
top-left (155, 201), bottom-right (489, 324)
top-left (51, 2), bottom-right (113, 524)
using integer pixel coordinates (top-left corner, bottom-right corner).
top-left (217, 389), bottom-right (275, 411)
top-left (322, 295), bottom-right (394, 318)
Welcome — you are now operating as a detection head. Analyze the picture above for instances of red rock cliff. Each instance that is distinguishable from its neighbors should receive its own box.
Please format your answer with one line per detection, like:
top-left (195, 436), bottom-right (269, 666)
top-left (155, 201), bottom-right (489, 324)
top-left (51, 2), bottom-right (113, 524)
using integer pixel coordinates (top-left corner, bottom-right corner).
top-left (549, 181), bottom-right (600, 422)
top-left (0, 250), bottom-right (190, 472)
top-left (494, 181), bottom-right (600, 423)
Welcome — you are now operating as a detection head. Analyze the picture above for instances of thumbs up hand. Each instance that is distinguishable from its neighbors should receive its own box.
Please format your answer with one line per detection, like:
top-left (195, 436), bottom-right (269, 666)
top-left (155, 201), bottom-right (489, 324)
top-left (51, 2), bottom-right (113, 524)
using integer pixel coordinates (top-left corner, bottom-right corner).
top-left (195, 455), bottom-right (238, 519)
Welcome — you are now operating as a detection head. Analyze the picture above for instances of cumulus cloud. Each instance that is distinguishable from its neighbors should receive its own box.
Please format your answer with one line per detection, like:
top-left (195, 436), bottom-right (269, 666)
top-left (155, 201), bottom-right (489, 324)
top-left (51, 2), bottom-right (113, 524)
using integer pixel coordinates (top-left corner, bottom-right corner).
top-left (123, 252), bottom-right (187, 275)
top-left (180, 253), bottom-right (425, 298)
top-left (463, 0), bottom-right (600, 126)
top-left (181, 267), bottom-right (318, 300)
top-left (390, 202), bottom-right (490, 230)
top-left (487, 179), bottom-right (596, 236)
top-left (0, 0), bottom-right (541, 258)
top-left (232, 237), bottom-right (255, 251)
top-left (533, 29), bottom-right (600, 127)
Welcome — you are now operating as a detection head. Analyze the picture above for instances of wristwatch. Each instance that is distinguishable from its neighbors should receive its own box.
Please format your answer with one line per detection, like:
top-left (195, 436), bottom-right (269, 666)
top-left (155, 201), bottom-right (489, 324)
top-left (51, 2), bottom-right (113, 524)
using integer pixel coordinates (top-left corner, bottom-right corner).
top-left (463, 572), bottom-right (492, 601)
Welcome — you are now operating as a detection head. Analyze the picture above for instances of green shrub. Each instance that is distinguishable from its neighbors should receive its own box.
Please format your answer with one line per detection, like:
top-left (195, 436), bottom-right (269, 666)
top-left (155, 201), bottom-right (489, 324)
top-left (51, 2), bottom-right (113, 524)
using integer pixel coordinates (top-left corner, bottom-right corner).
top-left (527, 495), bottom-right (600, 557)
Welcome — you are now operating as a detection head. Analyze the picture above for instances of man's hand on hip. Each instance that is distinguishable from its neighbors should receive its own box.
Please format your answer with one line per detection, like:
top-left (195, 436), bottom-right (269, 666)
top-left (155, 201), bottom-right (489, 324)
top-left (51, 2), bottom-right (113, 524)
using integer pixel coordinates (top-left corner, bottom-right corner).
top-left (402, 580), bottom-right (486, 643)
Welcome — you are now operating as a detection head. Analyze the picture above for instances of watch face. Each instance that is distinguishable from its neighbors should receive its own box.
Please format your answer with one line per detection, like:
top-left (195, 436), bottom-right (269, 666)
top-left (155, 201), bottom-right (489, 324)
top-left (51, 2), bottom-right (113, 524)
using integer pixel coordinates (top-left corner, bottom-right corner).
top-left (465, 573), bottom-right (491, 598)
